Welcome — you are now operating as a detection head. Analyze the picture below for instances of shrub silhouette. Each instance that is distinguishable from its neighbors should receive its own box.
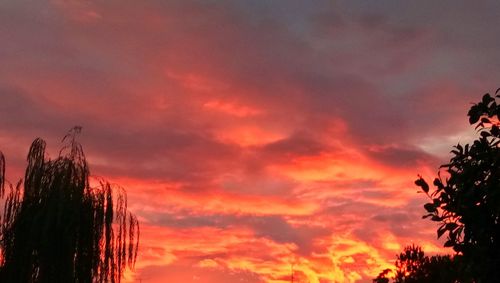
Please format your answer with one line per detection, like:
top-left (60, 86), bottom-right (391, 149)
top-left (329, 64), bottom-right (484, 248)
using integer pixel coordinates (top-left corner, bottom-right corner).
top-left (373, 245), bottom-right (460, 283)
top-left (416, 90), bottom-right (500, 281)
top-left (0, 128), bottom-right (139, 283)
top-left (394, 244), bottom-right (427, 282)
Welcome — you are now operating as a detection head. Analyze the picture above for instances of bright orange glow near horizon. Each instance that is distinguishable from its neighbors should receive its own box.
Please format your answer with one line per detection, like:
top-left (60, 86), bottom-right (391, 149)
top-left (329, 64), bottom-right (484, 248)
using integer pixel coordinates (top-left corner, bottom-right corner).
top-left (0, 1), bottom-right (498, 282)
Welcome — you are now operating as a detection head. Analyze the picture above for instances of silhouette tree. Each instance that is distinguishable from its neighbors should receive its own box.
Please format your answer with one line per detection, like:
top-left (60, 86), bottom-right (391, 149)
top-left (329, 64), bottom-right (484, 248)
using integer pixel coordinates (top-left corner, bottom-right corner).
top-left (0, 128), bottom-right (139, 283)
top-left (393, 244), bottom-right (427, 282)
top-left (416, 90), bottom-right (500, 281)
top-left (373, 268), bottom-right (391, 283)
top-left (373, 245), bottom-right (461, 283)
top-left (394, 245), bottom-right (459, 283)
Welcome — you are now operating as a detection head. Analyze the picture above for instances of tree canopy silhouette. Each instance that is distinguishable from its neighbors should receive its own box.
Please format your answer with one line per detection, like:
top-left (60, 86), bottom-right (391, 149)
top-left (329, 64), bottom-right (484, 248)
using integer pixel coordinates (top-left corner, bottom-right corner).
top-left (415, 90), bottom-right (500, 281)
top-left (373, 245), bottom-right (460, 283)
top-left (0, 128), bottom-right (139, 283)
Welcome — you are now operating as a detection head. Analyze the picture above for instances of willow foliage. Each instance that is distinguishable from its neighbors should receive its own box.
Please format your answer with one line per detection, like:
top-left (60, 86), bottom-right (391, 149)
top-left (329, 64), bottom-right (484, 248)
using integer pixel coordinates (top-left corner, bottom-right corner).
top-left (0, 128), bottom-right (139, 283)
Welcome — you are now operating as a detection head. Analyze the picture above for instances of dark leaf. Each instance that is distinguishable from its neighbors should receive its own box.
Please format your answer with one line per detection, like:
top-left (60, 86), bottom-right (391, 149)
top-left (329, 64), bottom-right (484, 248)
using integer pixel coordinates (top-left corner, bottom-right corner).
top-left (415, 177), bottom-right (429, 193)
top-left (424, 203), bottom-right (436, 213)
top-left (444, 240), bottom-right (454, 247)
top-left (422, 213), bottom-right (433, 219)
top-left (482, 93), bottom-right (493, 104)
top-left (491, 125), bottom-right (499, 137)
top-left (433, 178), bottom-right (444, 190)
top-left (431, 215), bottom-right (442, 221)
top-left (468, 105), bottom-right (481, 124)
top-left (445, 223), bottom-right (458, 231)
top-left (437, 225), bottom-right (446, 238)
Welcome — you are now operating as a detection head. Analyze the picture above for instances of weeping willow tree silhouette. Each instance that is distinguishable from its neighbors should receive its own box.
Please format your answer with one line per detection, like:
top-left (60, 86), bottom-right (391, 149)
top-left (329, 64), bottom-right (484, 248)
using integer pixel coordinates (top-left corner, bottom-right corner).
top-left (0, 128), bottom-right (139, 283)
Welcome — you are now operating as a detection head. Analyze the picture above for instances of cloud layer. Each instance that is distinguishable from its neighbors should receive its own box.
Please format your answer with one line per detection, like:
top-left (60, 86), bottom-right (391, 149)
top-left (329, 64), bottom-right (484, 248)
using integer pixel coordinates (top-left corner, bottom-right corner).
top-left (2, 1), bottom-right (500, 282)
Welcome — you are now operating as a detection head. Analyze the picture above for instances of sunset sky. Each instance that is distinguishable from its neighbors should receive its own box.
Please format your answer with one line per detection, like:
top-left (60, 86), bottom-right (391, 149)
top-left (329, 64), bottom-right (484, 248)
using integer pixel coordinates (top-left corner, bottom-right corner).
top-left (1, 1), bottom-right (500, 282)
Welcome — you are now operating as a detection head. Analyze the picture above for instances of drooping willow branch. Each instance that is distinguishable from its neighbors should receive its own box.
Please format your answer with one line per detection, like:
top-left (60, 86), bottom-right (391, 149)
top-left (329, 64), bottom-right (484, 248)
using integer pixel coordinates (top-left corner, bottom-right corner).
top-left (0, 129), bottom-right (139, 283)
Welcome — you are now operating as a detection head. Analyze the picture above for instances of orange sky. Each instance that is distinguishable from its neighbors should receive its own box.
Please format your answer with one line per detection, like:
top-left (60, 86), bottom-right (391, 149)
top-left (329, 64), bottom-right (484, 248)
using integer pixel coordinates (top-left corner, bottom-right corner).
top-left (0, 1), bottom-right (498, 282)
